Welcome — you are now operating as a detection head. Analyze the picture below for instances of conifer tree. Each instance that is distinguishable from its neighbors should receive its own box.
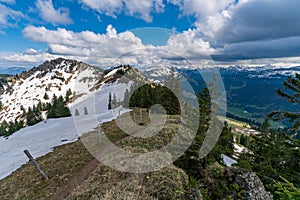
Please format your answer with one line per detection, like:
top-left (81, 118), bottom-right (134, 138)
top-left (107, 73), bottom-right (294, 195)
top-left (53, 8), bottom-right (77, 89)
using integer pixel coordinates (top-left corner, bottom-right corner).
top-left (123, 89), bottom-right (130, 107)
top-left (112, 93), bottom-right (117, 108)
top-left (43, 92), bottom-right (49, 100)
top-left (268, 73), bottom-right (300, 131)
top-left (174, 87), bottom-right (211, 178)
top-left (66, 89), bottom-right (72, 102)
top-left (108, 93), bottom-right (112, 110)
top-left (0, 120), bottom-right (8, 136)
top-left (47, 95), bottom-right (71, 118)
top-left (27, 106), bottom-right (42, 126)
top-left (84, 107), bottom-right (88, 115)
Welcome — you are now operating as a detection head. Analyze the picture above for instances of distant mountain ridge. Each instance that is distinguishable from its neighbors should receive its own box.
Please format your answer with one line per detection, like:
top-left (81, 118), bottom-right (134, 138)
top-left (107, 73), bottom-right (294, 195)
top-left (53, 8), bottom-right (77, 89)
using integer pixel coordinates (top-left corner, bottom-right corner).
top-left (0, 67), bottom-right (27, 75)
top-left (138, 65), bottom-right (300, 127)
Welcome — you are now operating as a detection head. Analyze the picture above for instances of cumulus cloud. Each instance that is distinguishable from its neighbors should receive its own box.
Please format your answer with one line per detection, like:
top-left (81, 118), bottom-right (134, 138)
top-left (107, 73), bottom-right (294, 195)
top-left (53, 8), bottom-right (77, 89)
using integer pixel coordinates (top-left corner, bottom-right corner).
top-left (166, 0), bottom-right (300, 62)
top-left (22, 24), bottom-right (144, 56)
top-left (196, 0), bottom-right (300, 45)
top-left (23, 26), bottom-right (105, 48)
top-left (9, 0), bottom-right (300, 68)
top-left (35, 0), bottom-right (73, 25)
top-left (0, 3), bottom-right (24, 28)
top-left (20, 24), bottom-right (212, 67)
top-left (169, 0), bottom-right (234, 20)
top-left (163, 29), bottom-right (216, 60)
top-left (80, 0), bottom-right (165, 22)
top-left (20, 24), bottom-right (154, 66)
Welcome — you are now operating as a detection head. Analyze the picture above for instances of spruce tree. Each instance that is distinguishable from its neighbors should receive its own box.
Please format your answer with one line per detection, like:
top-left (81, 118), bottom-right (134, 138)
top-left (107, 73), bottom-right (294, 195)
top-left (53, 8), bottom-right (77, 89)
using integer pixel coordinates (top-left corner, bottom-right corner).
top-left (112, 93), bottom-right (117, 108)
top-left (123, 89), bottom-right (130, 107)
top-left (47, 95), bottom-right (71, 118)
top-left (268, 73), bottom-right (300, 131)
top-left (66, 89), bottom-right (72, 102)
top-left (84, 107), bottom-right (88, 115)
top-left (174, 87), bottom-right (211, 178)
top-left (43, 92), bottom-right (49, 100)
top-left (108, 93), bottom-right (112, 110)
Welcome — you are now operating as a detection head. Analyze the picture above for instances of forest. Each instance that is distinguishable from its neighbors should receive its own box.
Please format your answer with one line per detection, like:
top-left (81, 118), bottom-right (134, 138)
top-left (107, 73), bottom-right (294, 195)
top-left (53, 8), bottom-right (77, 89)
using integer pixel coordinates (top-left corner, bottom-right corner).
top-left (123, 70), bottom-right (300, 199)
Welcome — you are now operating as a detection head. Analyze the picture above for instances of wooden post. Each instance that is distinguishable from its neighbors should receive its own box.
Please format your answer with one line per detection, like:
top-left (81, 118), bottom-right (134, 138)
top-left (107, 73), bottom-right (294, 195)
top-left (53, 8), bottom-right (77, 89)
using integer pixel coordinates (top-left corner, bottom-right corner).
top-left (24, 150), bottom-right (49, 180)
top-left (140, 109), bottom-right (142, 122)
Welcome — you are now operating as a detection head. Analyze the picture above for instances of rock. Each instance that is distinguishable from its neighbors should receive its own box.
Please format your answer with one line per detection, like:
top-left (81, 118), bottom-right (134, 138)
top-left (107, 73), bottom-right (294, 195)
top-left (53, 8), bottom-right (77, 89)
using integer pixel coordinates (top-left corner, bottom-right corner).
top-left (234, 168), bottom-right (273, 200)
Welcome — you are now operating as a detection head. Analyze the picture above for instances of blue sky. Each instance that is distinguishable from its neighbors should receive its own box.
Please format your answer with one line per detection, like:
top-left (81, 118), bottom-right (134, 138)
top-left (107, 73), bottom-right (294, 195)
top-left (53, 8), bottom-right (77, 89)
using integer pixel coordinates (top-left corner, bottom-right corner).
top-left (0, 0), bottom-right (300, 68)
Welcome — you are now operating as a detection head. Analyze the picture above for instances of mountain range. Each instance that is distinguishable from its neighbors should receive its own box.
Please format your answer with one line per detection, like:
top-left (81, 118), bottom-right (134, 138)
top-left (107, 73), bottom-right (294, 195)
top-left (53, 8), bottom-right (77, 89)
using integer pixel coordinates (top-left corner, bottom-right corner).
top-left (1, 58), bottom-right (300, 131)
top-left (140, 65), bottom-right (300, 127)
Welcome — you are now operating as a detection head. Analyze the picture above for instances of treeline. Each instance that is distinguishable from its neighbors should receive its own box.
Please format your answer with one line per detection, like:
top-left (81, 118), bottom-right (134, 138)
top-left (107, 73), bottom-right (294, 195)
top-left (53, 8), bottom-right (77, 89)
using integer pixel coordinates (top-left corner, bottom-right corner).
top-left (226, 112), bottom-right (261, 128)
top-left (0, 89), bottom-right (72, 137)
top-left (0, 120), bottom-right (23, 138)
top-left (122, 67), bottom-right (181, 115)
top-left (123, 83), bottom-right (180, 115)
top-left (236, 119), bottom-right (300, 198)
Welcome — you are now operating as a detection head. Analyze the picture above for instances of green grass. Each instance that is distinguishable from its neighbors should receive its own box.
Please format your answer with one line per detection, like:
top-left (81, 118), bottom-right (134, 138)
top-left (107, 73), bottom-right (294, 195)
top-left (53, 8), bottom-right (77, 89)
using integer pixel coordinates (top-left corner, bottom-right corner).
top-left (227, 107), bottom-right (254, 119)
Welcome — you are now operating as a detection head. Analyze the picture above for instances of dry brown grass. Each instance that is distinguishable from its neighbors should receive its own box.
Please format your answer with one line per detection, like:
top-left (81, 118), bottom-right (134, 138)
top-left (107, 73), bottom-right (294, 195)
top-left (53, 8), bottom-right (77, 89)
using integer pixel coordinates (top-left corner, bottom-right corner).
top-left (0, 140), bottom-right (93, 200)
top-left (0, 111), bottom-right (189, 200)
top-left (66, 164), bottom-right (188, 200)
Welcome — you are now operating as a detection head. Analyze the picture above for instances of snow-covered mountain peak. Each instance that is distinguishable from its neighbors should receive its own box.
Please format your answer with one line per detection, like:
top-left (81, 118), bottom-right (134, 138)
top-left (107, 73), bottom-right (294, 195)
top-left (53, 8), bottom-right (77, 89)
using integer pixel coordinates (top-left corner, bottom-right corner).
top-left (0, 58), bottom-right (103, 123)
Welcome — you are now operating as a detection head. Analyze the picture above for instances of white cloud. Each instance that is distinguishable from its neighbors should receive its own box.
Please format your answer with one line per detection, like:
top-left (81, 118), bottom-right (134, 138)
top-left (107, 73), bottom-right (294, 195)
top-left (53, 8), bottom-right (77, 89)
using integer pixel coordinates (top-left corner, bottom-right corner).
top-left (23, 26), bottom-right (103, 48)
top-left (80, 0), bottom-right (165, 22)
top-left (0, 3), bottom-right (24, 28)
top-left (0, 0), bottom-right (15, 4)
top-left (47, 44), bottom-right (91, 56)
top-left (164, 0), bottom-right (300, 64)
top-left (23, 48), bottom-right (41, 55)
top-left (0, 51), bottom-right (57, 68)
top-left (123, 0), bottom-right (153, 22)
top-left (21, 25), bottom-right (151, 66)
top-left (80, 0), bottom-right (123, 18)
top-left (89, 31), bottom-right (145, 57)
top-left (169, 0), bottom-right (234, 20)
top-left (195, 0), bottom-right (300, 45)
top-left (123, 0), bottom-right (165, 22)
top-left (20, 24), bottom-right (218, 67)
top-left (162, 28), bottom-right (216, 60)
top-left (35, 0), bottom-right (73, 25)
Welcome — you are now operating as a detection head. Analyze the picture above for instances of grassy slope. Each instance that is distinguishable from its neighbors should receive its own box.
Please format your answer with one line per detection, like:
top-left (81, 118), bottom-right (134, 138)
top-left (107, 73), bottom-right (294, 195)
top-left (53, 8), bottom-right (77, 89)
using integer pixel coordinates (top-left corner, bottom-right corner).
top-left (0, 111), bottom-right (189, 200)
top-left (0, 140), bottom-right (94, 199)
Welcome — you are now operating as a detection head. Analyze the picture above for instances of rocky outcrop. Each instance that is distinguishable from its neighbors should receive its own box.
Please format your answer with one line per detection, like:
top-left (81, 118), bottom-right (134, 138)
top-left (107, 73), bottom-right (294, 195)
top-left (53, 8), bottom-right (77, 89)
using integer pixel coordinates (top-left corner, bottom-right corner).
top-left (223, 167), bottom-right (273, 200)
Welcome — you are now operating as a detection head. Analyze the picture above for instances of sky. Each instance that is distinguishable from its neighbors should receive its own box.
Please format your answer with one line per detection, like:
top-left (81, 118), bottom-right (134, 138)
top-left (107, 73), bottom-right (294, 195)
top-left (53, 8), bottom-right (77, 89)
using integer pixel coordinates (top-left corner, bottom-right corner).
top-left (0, 0), bottom-right (300, 69)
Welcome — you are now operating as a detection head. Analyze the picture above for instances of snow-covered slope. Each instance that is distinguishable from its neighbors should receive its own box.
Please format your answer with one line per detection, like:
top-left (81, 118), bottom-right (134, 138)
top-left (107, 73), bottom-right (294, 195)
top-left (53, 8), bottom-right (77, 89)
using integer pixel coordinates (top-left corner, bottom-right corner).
top-left (0, 58), bottom-right (102, 123)
top-left (0, 59), bottom-right (133, 179)
top-left (0, 93), bottom-right (129, 180)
